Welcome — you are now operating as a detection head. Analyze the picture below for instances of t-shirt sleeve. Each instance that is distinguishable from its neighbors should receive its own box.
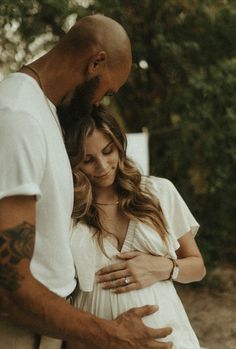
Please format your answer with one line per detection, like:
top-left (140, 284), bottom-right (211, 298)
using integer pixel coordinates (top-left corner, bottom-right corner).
top-left (0, 109), bottom-right (46, 200)
top-left (146, 176), bottom-right (200, 240)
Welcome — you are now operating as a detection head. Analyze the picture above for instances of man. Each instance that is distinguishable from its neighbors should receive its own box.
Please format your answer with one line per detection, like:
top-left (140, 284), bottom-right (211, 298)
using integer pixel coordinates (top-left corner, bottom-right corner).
top-left (0, 14), bottom-right (172, 349)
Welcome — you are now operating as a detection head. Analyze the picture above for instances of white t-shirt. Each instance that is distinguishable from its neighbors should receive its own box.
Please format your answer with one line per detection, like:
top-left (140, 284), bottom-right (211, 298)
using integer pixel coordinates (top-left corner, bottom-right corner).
top-left (0, 73), bottom-right (76, 297)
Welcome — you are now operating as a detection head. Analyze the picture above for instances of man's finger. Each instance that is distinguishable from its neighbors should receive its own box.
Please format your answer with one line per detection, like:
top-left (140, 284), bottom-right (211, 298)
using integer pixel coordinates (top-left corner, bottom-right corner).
top-left (130, 304), bottom-right (159, 317)
top-left (153, 341), bottom-right (173, 349)
top-left (147, 326), bottom-right (173, 339)
top-left (128, 306), bottom-right (173, 339)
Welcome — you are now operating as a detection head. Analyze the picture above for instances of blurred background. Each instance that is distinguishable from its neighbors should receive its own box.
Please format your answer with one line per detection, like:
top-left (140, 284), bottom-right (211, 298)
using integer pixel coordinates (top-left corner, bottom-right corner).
top-left (0, 1), bottom-right (235, 348)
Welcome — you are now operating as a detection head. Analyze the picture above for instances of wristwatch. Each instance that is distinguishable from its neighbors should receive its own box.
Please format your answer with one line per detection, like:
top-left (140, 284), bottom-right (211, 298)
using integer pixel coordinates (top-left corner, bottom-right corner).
top-left (168, 258), bottom-right (180, 281)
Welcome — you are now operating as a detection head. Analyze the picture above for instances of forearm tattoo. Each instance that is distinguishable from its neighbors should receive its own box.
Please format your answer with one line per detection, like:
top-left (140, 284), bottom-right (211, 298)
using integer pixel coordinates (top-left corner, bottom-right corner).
top-left (0, 221), bottom-right (35, 291)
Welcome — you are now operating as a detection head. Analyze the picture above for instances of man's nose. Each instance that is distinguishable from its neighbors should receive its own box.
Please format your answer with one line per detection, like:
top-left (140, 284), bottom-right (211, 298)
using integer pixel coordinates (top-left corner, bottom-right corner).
top-left (94, 100), bottom-right (101, 107)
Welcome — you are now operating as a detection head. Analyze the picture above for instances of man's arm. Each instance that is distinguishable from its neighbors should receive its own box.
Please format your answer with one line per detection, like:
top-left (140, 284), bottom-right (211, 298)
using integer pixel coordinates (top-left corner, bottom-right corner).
top-left (0, 195), bottom-right (172, 349)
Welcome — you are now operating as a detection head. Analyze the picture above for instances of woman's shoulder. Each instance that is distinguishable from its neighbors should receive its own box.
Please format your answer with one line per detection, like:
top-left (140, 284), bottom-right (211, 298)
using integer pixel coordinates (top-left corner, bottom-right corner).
top-left (141, 175), bottom-right (176, 196)
top-left (141, 176), bottom-right (200, 238)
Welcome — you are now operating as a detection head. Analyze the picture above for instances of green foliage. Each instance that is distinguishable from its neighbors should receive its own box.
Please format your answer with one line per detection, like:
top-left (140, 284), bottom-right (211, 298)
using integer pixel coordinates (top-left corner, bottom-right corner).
top-left (0, 0), bottom-right (235, 268)
top-left (0, 0), bottom-right (88, 73)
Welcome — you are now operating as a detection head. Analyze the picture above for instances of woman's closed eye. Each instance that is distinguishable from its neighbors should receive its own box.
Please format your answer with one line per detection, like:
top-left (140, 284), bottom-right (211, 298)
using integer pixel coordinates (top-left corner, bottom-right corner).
top-left (82, 143), bottom-right (114, 164)
top-left (83, 156), bottom-right (94, 164)
top-left (103, 144), bottom-right (113, 155)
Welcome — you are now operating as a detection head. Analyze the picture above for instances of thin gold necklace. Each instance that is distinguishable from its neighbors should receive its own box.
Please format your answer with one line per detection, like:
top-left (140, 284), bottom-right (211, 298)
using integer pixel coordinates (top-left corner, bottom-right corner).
top-left (22, 65), bottom-right (64, 139)
top-left (95, 200), bottom-right (119, 206)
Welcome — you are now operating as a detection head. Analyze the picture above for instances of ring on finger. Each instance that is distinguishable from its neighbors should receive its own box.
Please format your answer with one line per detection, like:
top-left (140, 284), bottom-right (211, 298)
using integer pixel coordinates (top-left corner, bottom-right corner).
top-left (124, 277), bottom-right (129, 285)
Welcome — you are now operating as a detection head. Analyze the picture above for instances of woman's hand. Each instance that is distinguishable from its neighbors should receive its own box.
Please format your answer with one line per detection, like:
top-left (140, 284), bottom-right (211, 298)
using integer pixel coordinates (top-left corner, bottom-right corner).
top-left (96, 251), bottom-right (172, 293)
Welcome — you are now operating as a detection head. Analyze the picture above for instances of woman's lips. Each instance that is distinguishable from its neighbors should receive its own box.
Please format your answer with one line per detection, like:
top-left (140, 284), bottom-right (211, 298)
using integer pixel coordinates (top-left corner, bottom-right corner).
top-left (95, 170), bottom-right (111, 179)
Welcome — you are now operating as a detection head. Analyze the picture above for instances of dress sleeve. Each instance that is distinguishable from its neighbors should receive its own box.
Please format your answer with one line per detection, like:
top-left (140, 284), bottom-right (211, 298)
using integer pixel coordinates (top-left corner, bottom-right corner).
top-left (145, 176), bottom-right (200, 240)
top-left (0, 110), bottom-right (46, 200)
top-left (70, 223), bottom-right (97, 292)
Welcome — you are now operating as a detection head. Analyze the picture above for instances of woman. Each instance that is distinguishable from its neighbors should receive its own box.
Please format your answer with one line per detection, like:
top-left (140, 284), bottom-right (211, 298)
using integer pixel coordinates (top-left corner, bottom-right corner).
top-left (65, 106), bottom-right (206, 349)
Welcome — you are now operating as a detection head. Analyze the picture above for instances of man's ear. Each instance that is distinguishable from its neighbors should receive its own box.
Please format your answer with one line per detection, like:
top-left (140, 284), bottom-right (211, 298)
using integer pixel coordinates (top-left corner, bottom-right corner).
top-left (87, 51), bottom-right (107, 77)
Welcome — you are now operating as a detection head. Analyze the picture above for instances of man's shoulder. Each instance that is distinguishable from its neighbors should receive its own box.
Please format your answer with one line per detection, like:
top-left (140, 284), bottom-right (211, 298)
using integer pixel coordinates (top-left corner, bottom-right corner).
top-left (0, 73), bottom-right (43, 113)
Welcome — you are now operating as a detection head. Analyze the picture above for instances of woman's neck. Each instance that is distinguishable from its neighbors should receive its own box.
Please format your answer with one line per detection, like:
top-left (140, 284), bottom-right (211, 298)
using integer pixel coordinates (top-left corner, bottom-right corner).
top-left (93, 186), bottom-right (118, 205)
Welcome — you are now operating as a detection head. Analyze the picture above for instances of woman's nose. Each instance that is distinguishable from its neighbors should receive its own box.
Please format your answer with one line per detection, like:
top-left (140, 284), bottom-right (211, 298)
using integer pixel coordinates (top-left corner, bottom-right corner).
top-left (96, 157), bottom-right (106, 171)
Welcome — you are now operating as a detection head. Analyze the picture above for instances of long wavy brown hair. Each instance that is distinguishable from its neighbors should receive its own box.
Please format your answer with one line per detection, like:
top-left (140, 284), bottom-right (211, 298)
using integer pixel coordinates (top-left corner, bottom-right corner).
top-left (64, 105), bottom-right (168, 253)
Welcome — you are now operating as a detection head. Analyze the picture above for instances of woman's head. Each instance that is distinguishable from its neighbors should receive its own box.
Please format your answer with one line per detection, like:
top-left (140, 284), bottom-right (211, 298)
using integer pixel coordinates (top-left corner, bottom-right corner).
top-left (66, 105), bottom-right (128, 190)
top-left (65, 105), bottom-right (168, 251)
top-left (78, 128), bottom-right (119, 190)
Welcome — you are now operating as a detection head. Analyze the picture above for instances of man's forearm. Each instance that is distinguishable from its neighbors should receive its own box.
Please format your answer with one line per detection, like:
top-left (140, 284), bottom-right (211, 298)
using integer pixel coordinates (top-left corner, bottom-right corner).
top-left (0, 270), bottom-right (108, 345)
top-left (0, 219), bottom-right (107, 346)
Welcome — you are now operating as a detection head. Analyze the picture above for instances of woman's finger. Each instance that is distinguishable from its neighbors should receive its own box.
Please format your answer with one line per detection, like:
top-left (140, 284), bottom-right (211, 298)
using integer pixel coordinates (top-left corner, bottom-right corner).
top-left (116, 251), bottom-right (142, 259)
top-left (96, 269), bottom-right (129, 283)
top-left (102, 276), bottom-right (134, 290)
top-left (96, 261), bottom-right (126, 275)
top-left (111, 281), bottom-right (139, 293)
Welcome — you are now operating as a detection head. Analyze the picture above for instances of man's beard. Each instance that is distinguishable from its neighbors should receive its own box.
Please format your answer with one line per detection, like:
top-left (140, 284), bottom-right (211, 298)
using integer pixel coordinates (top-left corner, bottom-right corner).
top-left (57, 76), bottom-right (100, 130)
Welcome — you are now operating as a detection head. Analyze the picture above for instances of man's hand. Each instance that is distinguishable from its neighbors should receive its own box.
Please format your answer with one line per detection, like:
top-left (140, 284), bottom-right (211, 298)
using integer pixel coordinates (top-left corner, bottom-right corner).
top-left (68, 305), bottom-right (173, 349)
top-left (112, 305), bottom-right (172, 348)
top-left (94, 305), bottom-right (173, 349)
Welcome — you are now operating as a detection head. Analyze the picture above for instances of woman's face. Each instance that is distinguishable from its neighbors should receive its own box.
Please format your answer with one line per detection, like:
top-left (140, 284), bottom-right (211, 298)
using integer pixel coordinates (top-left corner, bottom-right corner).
top-left (79, 128), bottom-right (119, 189)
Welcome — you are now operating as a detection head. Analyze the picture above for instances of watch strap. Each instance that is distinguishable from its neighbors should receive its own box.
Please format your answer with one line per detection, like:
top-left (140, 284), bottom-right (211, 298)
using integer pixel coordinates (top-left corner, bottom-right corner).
top-left (167, 258), bottom-right (178, 280)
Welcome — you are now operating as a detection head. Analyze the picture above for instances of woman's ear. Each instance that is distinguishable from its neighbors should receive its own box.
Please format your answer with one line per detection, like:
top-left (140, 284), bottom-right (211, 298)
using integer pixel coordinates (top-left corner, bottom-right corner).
top-left (87, 51), bottom-right (107, 78)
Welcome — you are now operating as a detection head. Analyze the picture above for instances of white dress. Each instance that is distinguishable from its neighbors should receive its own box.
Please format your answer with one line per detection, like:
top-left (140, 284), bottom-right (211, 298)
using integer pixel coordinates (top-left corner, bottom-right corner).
top-left (71, 177), bottom-right (201, 349)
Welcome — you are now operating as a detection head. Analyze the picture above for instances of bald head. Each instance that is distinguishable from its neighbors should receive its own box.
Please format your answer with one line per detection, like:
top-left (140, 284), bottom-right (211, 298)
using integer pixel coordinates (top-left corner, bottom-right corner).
top-left (58, 14), bottom-right (132, 71)
top-left (40, 15), bottom-right (132, 107)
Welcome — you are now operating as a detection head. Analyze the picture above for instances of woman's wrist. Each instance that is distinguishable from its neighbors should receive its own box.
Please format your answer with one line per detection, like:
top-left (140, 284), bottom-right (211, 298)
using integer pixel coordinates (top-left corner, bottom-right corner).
top-left (166, 258), bottom-right (180, 281)
top-left (153, 256), bottom-right (174, 281)
top-left (164, 257), bottom-right (175, 280)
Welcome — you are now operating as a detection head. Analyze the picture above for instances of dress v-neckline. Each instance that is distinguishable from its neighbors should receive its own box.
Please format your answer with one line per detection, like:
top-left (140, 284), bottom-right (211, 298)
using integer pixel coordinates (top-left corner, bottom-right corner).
top-left (104, 219), bottom-right (136, 253)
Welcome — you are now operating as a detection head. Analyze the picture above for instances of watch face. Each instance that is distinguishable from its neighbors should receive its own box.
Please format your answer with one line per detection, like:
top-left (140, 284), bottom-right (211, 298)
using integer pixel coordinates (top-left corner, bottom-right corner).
top-left (172, 265), bottom-right (179, 280)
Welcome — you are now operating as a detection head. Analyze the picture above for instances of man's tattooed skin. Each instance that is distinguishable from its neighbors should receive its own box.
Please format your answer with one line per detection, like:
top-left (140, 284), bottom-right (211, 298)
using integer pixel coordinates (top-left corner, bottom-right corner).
top-left (0, 221), bottom-right (35, 291)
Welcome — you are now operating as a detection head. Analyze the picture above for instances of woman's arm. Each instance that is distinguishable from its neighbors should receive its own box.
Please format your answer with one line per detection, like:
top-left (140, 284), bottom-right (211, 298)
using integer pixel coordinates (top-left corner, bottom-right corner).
top-left (172, 231), bottom-right (206, 283)
top-left (96, 231), bottom-right (206, 292)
